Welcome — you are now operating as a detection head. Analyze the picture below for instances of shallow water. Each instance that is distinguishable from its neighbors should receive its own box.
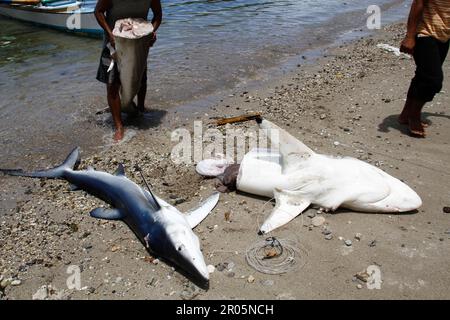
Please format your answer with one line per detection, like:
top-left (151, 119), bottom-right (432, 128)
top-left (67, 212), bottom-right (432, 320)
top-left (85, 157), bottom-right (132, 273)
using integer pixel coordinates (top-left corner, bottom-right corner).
top-left (0, 0), bottom-right (409, 166)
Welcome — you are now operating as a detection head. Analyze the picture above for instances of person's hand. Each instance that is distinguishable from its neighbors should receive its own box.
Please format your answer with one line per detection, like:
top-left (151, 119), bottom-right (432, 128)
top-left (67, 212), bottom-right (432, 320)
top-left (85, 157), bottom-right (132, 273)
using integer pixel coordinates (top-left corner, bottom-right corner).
top-left (108, 33), bottom-right (116, 49)
top-left (149, 32), bottom-right (157, 47)
top-left (400, 36), bottom-right (416, 55)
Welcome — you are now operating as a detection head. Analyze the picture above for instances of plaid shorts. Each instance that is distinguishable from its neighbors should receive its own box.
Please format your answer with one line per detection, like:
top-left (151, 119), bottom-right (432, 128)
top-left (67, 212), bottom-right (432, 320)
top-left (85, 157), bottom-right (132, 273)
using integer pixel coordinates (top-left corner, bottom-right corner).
top-left (96, 45), bottom-right (148, 85)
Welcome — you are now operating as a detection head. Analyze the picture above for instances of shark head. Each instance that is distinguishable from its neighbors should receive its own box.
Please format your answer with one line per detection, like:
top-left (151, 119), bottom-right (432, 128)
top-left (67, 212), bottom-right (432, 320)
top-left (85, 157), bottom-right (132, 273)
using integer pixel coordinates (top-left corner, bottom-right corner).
top-left (147, 206), bottom-right (209, 288)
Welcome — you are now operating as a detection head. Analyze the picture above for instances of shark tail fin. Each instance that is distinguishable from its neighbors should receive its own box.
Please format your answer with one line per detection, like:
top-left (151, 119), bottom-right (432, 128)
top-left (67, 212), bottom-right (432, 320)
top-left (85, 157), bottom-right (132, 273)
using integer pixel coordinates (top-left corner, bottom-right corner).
top-left (0, 147), bottom-right (80, 179)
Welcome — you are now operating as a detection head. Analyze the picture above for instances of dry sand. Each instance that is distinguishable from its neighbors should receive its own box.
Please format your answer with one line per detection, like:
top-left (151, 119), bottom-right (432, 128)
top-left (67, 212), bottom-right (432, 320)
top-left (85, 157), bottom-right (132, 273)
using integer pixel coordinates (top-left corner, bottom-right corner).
top-left (1, 23), bottom-right (449, 300)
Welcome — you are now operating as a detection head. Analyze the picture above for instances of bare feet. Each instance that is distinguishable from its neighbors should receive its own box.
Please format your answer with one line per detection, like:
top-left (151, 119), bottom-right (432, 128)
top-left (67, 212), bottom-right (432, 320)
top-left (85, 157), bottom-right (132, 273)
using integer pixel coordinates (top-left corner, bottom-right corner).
top-left (113, 126), bottom-right (125, 142)
top-left (397, 115), bottom-right (429, 127)
top-left (407, 118), bottom-right (426, 138)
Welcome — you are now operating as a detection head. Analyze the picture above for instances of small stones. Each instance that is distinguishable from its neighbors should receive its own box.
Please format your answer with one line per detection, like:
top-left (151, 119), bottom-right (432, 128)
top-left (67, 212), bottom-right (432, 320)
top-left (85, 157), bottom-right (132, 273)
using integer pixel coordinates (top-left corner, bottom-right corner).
top-left (247, 275), bottom-right (255, 283)
top-left (356, 284), bottom-right (363, 289)
top-left (226, 271), bottom-right (235, 278)
top-left (111, 245), bottom-right (120, 252)
top-left (311, 216), bottom-right (325, 227)
top-left (173, 198), bottom-right (186, 205)
top-left (443, 207), bottom-right (450, 213)
top-left (333, 141), bottom-right (340, 146)
top-left (344, 239), bottom-right (352, 246)
top-left (355, 233), bottom-right (362, 241)
top-left (82, 243), bottom-right (93, 250)
top-left (307, 212), bottom-right (316, 219)
top-left (207, 265), bottom-right (215, 274)
top-left (261, 279), bottom-right (274, 287)
top-left (325, 234), bottom-right (333, 240)
top-left (86, 286), bottom-right (96, 294)
top-left (0, 278), bottom-right (11, 289)
top-left (368, 240), bottom-right (377, 247)
top-left (319, 114), bottom-right (327, 120)
top-left (10, 279), bottom-right (21, 286)
top-left (180, 284), bottom-right (200, 300)
top-left (216, 262), bottom-right (228, 272)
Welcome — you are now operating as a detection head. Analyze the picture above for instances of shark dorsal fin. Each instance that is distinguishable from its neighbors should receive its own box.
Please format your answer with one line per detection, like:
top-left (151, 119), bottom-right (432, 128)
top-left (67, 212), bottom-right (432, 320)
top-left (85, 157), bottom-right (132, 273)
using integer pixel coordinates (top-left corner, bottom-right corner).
top-left (142, 189), bottom-right (162, 211)
top-left (114, 164), bottom-right (125, 176)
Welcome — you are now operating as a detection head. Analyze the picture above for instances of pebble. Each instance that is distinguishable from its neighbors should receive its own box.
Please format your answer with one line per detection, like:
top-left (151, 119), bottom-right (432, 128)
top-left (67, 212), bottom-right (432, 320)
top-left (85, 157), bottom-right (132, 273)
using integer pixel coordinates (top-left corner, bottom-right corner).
top-left (311, 216), bottom-right (325, 227)
top-left (355, 233), bottom-right (362, 241)
top-left (369, 240), bottom-right (377, 247)
top-left (307, 212), bottom-right (316, 219)
top-left (443, 207), bottom-right (450, 213)
top-left (226, 272), bottom-right (235, 278)
top-left (207, 265), bottom-right (215, 274)
top-left (357, 284), bottom-right (363, 289)
top-left (216, 263), bottom-right (227, 272)
top-left (0, 278), bottom-right (11, 289)
top-left (333, 141), bottom-right (340, 146)
top-left (344, 240), bottom-right (352, 246)
top-left (247, 275), bottom-right (255, 283)
top-left (261, 279), bottom-right (274, 287)
top-left (325, 234), bottom-right (333, 240)
top-left (11, 279), bottom-right (21, 286)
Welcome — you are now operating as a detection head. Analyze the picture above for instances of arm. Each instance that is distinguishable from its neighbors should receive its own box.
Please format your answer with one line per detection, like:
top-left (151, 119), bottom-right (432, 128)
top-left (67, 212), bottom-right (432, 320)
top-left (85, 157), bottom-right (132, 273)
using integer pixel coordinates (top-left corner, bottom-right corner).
top-left (95, 0), bottom-right (115, 47)
top-left (400, 0), bottom-right (427, 54)
top-left (149, 0), bottom-right (162, 46)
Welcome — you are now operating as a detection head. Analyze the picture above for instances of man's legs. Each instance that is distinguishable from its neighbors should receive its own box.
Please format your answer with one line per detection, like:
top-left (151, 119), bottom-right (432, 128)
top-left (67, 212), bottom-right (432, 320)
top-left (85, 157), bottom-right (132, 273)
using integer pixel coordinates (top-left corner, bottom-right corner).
top-left (399, 37), bottom-right (446, 137)
top-left (107, 82), bottom-right (124, 141)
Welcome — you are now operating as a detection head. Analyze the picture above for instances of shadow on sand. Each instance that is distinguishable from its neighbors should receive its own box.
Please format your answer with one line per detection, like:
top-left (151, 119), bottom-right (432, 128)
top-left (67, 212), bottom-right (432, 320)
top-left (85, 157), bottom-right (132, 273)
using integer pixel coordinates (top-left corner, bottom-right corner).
top-left (123, 109), bottom-right (168, 130)
top-left (378, 112), bottom-right (450, 135)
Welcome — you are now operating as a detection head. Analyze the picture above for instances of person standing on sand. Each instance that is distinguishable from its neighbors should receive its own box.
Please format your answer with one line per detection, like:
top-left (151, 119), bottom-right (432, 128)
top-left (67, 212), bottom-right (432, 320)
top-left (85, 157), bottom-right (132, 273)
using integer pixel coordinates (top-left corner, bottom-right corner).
top-left (94, 0), bottom-right (162, 142)
top-left (399, 0), bottom-right (449, 138)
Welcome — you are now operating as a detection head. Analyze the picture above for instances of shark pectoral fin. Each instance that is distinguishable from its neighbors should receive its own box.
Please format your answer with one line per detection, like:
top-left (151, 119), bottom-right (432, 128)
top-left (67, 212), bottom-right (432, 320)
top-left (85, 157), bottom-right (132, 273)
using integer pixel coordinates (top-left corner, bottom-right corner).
top-left (114, 164), bottom-right (125, 176)
top-left (90, 207), bottom-right (125, 220)
top-left (259, 189), bottom-right (310, 234)
top-left (185, 192), bottom-right (220, 229)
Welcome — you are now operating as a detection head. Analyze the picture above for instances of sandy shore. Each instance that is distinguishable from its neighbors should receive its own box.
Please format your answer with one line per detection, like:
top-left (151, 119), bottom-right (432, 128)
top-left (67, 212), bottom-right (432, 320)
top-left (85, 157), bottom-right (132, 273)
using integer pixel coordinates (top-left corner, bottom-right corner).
top-left (1, 22), bottom-right (449, 300)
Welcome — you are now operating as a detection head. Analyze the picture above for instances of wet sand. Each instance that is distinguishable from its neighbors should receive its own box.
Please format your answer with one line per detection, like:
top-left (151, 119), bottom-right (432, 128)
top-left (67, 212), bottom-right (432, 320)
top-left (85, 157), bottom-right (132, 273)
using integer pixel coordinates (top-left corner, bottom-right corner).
top-left (1, 23), bottom-right (450, 300)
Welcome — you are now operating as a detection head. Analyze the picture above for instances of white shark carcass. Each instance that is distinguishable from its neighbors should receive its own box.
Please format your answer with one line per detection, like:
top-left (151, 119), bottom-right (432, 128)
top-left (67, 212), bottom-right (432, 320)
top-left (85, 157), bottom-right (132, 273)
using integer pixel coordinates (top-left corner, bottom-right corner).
top-left (197, 119), bottom-right (422, 234)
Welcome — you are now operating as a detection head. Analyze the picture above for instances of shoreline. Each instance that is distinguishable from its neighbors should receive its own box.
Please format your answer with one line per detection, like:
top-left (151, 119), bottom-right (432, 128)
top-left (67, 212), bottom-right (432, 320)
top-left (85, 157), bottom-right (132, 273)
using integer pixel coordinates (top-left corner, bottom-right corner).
top-left (1, 21), bottom-right (450, 300)
top-left (0, 0), bottom-right (410, 168)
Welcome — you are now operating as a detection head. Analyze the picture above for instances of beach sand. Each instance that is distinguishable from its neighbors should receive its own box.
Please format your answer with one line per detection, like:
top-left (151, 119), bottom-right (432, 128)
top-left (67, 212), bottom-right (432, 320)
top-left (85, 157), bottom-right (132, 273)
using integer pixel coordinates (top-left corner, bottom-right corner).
top-left (1, 22), bottom-right (449, 300)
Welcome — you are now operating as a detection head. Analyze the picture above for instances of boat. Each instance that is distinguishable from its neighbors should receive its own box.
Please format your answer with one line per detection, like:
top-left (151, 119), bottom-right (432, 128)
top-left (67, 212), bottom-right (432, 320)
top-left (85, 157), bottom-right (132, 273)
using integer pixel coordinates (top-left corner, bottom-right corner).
top-left (0, 0), bottom-right (102, 36)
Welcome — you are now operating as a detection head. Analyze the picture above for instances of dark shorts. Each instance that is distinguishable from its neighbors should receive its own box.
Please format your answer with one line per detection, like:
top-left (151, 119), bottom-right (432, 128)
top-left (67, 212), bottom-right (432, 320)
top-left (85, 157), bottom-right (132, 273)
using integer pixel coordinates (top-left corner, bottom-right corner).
top-left (407, 36), bottom-right (449, 102)
top-left (96, 45), bottom-right (148, 85)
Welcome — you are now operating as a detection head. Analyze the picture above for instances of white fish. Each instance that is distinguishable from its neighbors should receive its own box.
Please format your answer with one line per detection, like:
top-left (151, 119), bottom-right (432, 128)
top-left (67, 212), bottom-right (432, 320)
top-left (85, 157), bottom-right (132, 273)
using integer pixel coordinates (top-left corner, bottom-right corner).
top-left (199, 120), bottom-right (422, 234)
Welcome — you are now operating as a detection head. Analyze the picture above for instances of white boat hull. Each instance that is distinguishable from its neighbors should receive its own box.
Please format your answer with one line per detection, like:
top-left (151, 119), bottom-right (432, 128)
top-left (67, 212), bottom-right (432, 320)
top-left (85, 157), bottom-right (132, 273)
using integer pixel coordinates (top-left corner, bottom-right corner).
top-left (0, 4), bottom-right (102, 36)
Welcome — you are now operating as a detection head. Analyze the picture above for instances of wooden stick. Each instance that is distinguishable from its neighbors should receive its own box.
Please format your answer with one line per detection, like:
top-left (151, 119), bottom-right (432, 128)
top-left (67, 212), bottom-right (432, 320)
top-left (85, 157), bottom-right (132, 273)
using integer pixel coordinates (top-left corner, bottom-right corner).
top-left (216, 113), bottom-right (262, 126)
